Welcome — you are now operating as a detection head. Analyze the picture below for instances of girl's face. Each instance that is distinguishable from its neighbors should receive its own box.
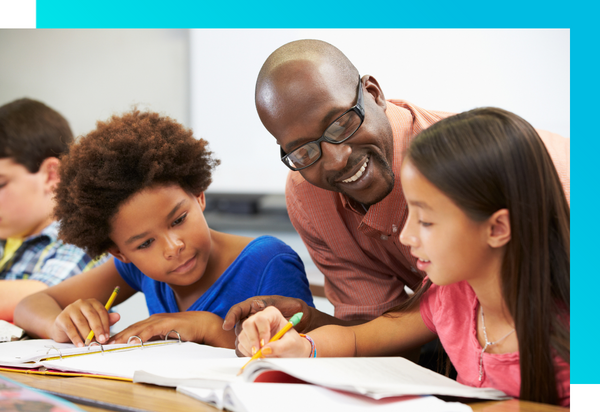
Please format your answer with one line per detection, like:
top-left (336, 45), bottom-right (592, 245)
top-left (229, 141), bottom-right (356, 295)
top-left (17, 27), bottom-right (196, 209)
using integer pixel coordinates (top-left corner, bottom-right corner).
top-left (108, 184), bottom-right (212, 287)
top-left (399, 159), bottom-right (499, 286)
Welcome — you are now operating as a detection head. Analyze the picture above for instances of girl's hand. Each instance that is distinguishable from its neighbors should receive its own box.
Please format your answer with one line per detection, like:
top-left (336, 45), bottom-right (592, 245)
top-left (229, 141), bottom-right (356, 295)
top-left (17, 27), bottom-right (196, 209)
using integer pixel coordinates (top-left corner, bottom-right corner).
top-left (50, 298), bottom-right (120, 347)
top-left (108, 312), bottom-right (235, 348)
top-left (237, 306), bottom-right (311, 358)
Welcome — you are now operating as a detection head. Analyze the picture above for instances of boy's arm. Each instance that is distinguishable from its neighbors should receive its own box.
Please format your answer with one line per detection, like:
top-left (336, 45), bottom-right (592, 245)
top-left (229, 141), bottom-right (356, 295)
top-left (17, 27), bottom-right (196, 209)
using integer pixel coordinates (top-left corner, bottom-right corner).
top-left (0, 279), bottom-right (48, 322)
top-left (13, 259), bottom-right (136, 343)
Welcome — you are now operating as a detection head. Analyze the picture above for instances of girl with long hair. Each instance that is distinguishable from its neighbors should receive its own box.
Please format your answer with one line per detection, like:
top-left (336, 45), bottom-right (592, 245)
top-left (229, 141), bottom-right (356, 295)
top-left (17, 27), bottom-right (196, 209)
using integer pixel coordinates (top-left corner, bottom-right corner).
top-left (236, 107), bottom-right (570, 406)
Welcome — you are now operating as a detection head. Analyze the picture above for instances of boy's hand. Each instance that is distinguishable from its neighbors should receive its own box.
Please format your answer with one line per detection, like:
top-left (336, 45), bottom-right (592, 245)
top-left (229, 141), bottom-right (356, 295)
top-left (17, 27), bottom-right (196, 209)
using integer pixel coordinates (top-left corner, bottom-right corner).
top-left (237, 306), bottom-right (311, 358)
top-left (108, 312), bottom-right (235, 349)
top-left (50, 298), bottom-right (120, 347)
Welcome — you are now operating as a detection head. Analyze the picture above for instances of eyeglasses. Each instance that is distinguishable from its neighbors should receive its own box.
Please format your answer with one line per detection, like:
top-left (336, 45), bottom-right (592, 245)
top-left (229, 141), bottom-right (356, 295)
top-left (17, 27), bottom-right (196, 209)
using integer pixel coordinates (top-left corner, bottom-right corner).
top-left (280, 76), bottom-right (365, 171)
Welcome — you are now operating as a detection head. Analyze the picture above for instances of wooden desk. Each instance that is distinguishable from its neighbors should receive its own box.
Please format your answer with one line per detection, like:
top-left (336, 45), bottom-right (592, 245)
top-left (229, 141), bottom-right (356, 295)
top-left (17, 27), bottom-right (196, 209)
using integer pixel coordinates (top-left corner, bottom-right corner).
top-left (0, 371), bottom-right (568, 412)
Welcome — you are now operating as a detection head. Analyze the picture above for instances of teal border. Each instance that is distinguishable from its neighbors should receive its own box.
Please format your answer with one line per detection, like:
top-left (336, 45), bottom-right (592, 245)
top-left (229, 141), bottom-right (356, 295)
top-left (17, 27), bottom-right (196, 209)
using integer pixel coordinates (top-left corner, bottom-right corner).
top-left (36, 0), bottom-right (588, 383)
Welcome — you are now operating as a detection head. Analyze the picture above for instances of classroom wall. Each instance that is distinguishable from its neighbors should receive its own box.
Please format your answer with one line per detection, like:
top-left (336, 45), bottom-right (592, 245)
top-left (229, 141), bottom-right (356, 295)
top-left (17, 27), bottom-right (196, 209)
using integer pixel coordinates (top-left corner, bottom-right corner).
top-left (1, 29), bottom-right (569, 196)
top-left (0, 29), bottom-right (189, 137)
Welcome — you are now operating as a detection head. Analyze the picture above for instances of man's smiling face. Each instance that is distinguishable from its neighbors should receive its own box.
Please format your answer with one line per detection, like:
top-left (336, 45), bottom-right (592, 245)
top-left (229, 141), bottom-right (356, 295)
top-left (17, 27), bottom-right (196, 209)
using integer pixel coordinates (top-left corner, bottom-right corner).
top-left (257, 62), bottom-right (395, 207)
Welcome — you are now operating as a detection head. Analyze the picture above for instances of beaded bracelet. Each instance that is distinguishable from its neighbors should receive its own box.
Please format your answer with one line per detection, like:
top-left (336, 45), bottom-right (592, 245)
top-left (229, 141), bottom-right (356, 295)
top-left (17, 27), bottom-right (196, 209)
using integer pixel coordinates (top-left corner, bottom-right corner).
top-left (299, 334), bottom-right (317, 358)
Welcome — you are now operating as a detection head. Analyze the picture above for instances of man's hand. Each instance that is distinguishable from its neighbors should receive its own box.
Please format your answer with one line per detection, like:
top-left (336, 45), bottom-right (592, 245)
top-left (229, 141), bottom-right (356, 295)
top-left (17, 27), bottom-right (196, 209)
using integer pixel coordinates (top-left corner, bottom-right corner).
top-left (223, 295), bottom-right (313, 336)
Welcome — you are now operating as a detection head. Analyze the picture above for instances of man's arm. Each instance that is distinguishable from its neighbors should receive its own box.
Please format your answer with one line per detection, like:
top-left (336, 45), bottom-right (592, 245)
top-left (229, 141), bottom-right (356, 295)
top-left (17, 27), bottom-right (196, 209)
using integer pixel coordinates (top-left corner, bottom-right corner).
top-left (0, 279), bottom-right (48, 322)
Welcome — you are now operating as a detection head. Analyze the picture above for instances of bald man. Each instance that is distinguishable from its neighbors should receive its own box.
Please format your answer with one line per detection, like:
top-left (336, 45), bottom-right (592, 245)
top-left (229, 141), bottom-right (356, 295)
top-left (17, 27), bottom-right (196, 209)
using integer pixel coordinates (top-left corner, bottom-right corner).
top-left (223, 39), bottom-right (570, 337)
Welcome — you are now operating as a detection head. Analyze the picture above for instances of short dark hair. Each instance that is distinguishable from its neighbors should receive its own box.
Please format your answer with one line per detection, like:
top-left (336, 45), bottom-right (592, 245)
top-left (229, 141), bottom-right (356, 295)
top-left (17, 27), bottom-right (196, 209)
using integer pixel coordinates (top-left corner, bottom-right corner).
top-left (0, 98), bottom-right (73, 173)
top-left (54, 109), bottom-right (220, 257)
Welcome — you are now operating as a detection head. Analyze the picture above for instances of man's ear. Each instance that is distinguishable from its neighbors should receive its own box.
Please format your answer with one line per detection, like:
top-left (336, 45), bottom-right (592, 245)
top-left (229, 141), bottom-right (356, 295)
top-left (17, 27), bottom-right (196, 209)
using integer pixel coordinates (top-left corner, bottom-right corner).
top-left (487, 209), bottom-right (511, 248)
top-left (108, 247), bottom-right (131, 263)
top-left (363, 75), bottom-right (387, 109)
top-left (196, 192), bottom-right (206, 212)
top-left (39, 157), bottom-right (60, 193)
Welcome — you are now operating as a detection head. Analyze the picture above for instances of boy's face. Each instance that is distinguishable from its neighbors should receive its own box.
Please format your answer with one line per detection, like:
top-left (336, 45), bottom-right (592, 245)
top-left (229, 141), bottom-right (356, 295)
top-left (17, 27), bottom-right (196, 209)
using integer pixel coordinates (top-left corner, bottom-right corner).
top-left (108, 185), bottom-right (214, 289)
top-left (0, 158), bottom-right (56, 239)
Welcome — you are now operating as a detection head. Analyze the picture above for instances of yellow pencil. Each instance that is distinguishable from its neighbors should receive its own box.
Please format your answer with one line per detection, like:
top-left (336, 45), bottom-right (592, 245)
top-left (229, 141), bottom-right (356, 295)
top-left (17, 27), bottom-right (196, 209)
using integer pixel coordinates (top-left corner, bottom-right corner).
top-left (237, 311), bottom-right (303, 375)
top-left (84, 286), bottom-right (120, 346)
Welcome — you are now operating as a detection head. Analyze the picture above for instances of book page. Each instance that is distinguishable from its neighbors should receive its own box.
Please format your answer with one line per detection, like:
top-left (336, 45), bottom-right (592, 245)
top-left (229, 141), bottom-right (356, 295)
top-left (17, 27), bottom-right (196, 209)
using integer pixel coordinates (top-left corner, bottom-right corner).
top-left (243, 357), bottom-right (509, 401)
top-left (134, 357), bottom-right (247, 388)
top-left (41, 342), bottom-right (237, 379)
top-left (0, 339), bottom-right (78, 367)
top-left (221, 382), bottom-right (473, 412)
top-left (0, 338), bottom-right (175, 367)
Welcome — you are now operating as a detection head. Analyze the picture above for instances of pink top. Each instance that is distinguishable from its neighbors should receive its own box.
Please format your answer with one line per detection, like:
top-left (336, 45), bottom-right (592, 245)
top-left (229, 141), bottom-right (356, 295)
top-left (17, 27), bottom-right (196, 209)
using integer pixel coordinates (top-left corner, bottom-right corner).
top-left (420, 281), bottom-right (570, 406)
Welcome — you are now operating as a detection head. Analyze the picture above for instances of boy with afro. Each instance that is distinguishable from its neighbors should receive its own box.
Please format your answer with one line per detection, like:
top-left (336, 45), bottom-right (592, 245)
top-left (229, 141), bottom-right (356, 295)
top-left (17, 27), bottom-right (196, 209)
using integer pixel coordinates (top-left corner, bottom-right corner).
top-left (0, 98), bottom-right (107, 322)
top-left (14, 110), bottom-right (314, 348)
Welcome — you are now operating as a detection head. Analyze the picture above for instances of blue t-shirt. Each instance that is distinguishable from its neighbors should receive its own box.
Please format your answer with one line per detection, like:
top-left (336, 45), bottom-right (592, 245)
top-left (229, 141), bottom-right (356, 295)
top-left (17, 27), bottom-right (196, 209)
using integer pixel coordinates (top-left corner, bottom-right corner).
top-left (114, 236), bottom-right (315, 318)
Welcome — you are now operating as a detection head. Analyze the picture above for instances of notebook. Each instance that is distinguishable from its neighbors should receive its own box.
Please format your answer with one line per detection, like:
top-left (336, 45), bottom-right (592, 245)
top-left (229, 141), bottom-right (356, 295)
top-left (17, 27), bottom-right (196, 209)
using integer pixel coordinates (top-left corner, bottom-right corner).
top-left (0, 337), bottom-right (237, 380)
top-left (134, 356), bottom-right (509, 401)
top-left (178, 382), bottom-right (474, 412)
top-left (0, 373), bottom-right (86, 411)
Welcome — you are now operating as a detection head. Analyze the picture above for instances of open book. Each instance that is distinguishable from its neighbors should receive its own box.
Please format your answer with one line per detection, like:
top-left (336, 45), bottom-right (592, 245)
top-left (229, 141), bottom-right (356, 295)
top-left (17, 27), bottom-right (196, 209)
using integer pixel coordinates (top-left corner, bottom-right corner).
top-left (0, 338), bottom-right (236, 380)
top-left (178, 382), bottom-right (475, 412)
top-left (134, 356), bottom-right (509, 401)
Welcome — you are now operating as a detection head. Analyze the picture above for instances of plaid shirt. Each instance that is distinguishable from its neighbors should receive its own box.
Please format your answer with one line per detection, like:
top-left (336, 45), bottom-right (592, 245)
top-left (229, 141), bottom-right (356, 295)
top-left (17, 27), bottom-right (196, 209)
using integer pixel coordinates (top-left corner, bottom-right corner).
top-left (0, 221), bottom-right (108, 286)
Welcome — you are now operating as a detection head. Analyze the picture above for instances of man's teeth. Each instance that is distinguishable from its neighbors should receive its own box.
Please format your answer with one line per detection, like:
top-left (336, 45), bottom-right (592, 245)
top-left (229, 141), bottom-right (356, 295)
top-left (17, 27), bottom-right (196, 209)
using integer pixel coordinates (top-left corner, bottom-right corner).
top-left (343, 158), bottom-right (369, 183)
top-left (419, 259), bottom-right (430, 263)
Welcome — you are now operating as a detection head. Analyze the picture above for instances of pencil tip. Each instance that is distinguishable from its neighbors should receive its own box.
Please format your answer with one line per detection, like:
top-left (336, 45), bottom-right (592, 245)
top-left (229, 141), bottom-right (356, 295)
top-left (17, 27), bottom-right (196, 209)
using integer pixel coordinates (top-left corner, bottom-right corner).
top-left (84, 339), bottom-right (91, 346)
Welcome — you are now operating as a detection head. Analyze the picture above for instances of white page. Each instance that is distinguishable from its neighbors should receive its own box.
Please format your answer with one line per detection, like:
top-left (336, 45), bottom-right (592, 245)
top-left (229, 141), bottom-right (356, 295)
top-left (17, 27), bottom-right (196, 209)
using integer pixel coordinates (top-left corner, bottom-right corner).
top-left (221, 383), bottom-right (473, 412)
top-left (0, 338), bottom-right (184, 368)
top-left (243, 357), bottom-right (509, 401)
top-left (0, 339), bottom-right (80, 367)
top-left (177, 386), bottom-right (226, 410)
top-left (134, 357), bottom-right (247, 388)
top-left (0, 320), bottom-right (25, 342)
top-left (41, 342), bottom-right (237, 379)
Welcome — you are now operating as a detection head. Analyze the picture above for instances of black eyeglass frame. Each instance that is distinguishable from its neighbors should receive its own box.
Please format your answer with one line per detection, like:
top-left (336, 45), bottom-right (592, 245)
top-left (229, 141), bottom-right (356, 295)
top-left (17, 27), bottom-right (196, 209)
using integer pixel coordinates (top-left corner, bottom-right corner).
top-left (280, 76), bottom-right (365, 171)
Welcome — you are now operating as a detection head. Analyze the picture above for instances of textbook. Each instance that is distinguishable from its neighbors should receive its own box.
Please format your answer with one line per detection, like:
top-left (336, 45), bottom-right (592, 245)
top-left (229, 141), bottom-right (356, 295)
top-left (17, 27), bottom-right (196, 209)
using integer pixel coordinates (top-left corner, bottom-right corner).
top-left (0, 373), bottom-right (86, 411)
top-left (178, 382), bottom-right (474, 412)
top-left (0, 338), bottom-right (237, 380)
top-left (134, 356), bottom-right (510, 401)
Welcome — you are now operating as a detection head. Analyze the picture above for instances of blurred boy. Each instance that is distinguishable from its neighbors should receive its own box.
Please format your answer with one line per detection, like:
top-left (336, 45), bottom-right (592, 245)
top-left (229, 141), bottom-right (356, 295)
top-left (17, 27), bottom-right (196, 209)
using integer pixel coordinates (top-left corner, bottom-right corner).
top-left (0, 98), bottom-right (106, 322)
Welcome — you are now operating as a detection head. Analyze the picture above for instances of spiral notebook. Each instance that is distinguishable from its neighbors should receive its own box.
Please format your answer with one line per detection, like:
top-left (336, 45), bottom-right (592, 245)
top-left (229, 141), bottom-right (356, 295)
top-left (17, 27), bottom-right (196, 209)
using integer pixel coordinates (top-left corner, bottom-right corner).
top-left (0, 336), bottom-right (237, 380)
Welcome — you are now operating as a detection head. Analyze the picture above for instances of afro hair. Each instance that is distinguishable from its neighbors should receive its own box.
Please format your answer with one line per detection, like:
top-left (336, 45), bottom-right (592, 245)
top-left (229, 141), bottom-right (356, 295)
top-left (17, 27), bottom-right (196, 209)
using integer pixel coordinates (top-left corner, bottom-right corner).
top-left (54, 109), bottom-right (220, 257)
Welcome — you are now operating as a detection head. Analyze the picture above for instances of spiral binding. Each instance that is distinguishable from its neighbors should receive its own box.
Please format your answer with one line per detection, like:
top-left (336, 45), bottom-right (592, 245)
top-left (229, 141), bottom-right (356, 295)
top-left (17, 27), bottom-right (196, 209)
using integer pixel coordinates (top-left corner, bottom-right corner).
top-left (165, 330), bottom-right (181, 343)
top-left (45, 346), bottom-right (63, 360)
top-left (88, 341), bottom-right (105, 354)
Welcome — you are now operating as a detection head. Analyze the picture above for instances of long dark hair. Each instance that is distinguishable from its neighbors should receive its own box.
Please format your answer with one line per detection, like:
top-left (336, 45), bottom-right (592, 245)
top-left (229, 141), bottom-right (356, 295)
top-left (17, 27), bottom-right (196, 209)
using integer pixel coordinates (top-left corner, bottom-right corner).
top-left (398, 107), bottom-right (570, 404)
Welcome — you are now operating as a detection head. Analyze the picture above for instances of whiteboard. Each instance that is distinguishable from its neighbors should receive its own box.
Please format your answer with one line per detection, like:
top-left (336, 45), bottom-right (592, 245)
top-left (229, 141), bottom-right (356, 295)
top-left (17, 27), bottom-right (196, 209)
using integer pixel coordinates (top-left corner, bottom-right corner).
top-left (190, 29), bottom-right (569, 194)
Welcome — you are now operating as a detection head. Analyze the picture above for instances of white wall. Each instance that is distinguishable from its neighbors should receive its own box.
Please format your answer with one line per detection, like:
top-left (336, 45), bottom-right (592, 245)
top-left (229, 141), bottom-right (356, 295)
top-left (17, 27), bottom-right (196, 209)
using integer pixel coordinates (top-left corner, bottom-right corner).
top-left (0, 29), bottom-right (189, 137)
top-left (190, 29), bottom-right (570, 194)
top-left (1, 29), bottom-right (569, 195)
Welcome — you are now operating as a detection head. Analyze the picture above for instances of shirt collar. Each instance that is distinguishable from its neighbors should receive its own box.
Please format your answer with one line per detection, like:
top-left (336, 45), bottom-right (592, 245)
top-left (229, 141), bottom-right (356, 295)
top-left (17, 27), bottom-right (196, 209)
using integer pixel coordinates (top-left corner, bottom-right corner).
top-left (23, 220), bottom-right (59, 244)
top-left (340, 102), bottom-right (413, 236)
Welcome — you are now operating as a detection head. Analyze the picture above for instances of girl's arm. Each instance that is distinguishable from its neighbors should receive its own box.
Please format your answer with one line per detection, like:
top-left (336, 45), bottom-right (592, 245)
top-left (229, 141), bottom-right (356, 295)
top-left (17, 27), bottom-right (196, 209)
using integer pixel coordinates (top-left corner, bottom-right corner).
top-left (237, 306), bottom-right (437, 358)
top-left (13, 258), bottom-right (136, 346)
